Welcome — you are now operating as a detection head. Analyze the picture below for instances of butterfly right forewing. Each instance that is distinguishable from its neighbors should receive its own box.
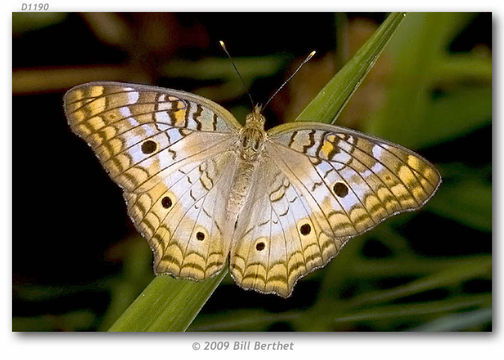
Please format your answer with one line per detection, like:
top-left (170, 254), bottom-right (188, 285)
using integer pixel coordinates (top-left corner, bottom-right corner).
top-left (268, 122), bottom-right (441, 238)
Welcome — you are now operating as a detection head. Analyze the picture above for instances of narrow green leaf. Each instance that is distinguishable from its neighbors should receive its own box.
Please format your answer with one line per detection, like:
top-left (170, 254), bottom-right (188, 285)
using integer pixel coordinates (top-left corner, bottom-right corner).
top-left (109, 270), bottom-right (227, 332)
top-left (189, 309), bottom-right (301, 332)
top-left (352, 255), bottom-right (491, 278)
top-left (160, 56), bottom-right (288, 81)
top-left (12, 12), bottom-right (68, 35)
top-left (334, 294), bottom-right (490, 325)
top-left (296, 12), bottom-right (406, 124)
top-left (189, 292), bottom-right (491, 332)
top-left (432, 54), bottom-right (492, 84)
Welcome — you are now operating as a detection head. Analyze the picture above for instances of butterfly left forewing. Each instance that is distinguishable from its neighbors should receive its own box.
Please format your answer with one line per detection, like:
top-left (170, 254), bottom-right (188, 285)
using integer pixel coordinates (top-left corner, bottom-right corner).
top-left (64, 82), bottom-right (240, 193)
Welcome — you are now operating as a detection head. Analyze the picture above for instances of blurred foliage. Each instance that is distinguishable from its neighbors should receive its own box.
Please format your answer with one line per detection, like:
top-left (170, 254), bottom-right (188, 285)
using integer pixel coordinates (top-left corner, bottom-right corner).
top-left (366, 13), bottom-right (491, 148)
top-left (12, 12), bottom-right (68, 35)
top-left (12, 12), bottom-right (491, 332)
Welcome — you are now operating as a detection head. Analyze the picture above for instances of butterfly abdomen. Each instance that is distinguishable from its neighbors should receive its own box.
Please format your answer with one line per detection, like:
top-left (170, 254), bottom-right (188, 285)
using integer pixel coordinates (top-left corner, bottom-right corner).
top-left (226, 160), bottom-right (258, 218)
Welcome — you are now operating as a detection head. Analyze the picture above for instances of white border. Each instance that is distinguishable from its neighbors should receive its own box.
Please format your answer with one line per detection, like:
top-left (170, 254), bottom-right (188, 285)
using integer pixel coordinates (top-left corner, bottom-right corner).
top-left (3, 2), bottom-right (501, 360)
top-left (3, 0), bottom-right (504, 11)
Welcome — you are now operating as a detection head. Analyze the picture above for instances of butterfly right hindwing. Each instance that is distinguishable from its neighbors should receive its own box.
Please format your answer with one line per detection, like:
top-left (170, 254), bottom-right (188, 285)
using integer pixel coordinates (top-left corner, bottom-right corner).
top-left (229, 158), bottom-right (338, 297)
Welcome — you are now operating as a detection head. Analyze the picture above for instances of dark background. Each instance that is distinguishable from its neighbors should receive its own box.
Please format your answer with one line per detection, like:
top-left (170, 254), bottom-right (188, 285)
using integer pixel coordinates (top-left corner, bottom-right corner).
top-left (12, 12), bottom-right (491, 331)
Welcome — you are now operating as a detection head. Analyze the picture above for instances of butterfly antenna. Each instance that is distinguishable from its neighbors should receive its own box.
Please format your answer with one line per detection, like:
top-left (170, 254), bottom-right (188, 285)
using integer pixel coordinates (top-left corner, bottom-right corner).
top-left (219, 40), bottom-right (254, 108)
top-left (263, 50), bottom-right (316, 110)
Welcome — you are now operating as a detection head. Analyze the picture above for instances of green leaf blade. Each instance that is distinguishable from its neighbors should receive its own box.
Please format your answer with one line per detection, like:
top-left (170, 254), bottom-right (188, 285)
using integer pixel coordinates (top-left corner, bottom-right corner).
top-left (109, 270), bottom-right (227, 332)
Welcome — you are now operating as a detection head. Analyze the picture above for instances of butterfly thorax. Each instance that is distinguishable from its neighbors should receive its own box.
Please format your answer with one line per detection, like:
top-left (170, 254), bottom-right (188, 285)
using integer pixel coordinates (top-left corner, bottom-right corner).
top-left (239, 106), bottom-right (266, 161)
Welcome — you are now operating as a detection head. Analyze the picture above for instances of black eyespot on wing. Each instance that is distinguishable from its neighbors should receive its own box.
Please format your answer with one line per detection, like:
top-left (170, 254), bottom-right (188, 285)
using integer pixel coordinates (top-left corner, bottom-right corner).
top-left (256, 242), bottom-right (265, 251)
top-left (300, 223), bottom-right (311, 235)
top-left (196, 231), bottom-right (205, 241)
top-left (161, 196), bottom-right (172, 209)
top-left (141, 140), bottom-right (157, 154)
top-left (333, 182), bottom-right (349, 198)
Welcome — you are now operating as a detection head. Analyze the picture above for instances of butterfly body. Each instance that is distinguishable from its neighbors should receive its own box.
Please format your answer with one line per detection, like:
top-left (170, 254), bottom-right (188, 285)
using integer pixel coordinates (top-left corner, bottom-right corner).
top-left (226, 107), bottom-right (268, 219)
top-left (65, 82), bottom-right (441, 298)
